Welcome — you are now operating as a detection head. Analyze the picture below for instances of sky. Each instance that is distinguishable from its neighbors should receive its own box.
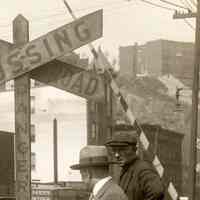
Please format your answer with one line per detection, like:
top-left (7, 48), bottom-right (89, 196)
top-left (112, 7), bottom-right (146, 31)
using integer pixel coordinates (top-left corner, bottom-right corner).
top-left (0, 0), bottom-right (198, 182)
top-left (0, 0), bottom-right (197, 59)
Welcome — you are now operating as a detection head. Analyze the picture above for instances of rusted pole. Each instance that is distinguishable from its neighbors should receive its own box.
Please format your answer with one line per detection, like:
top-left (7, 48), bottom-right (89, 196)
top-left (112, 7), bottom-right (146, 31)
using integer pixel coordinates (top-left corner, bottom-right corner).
top-left (13, 15), bottom-right (31, 200)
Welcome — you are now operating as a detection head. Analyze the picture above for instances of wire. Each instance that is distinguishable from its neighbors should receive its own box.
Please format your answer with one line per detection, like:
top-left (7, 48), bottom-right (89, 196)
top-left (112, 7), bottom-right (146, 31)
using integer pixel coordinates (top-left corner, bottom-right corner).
top-left (159, 0), bottom-right (189, 10)
top-left (139, 0), bottom-right (176, 11)
top-left (179, 0), bottom-right (190, 7)
top-left (0, 0), bottom-right (185, 34)
top-left (0, 1), bottom-right (137, 37)
top-left (85, 1), bottom-right (137, 16)
top-left (0, 0), bottom-right (175, 32)
top-left (26, 0), bottom-right (120, 15)
top-left (33, 2), bottom-right (135, 24)
top-left (0, 1), bottom-right (120, 28)
top-left (179, 0), bottom-right (194, 11)
top-left (189, 0), bottom-right (197, 7)
top-left (39, 0), bottom-right (181, 30)
top-left (0, 0), bottom-right (129, 30)
top-left (0, 0), bottom-right (177, 29)
top-left (186, 0), bottom-right (197, 11)
top-left (184, 18), bottom-right (195, 30)
top-left (0, 0), bottom-right (185, 35)
top-left (30, 1), bottom-right (138, 32)
top-left (175, 76), bottom-right (193, 80)
top-left (127, 0), bottom-right (189, 10)
top-left (29, 0), bottom-right (123, 22)
top-left (174, 0), bottom-right (196, 31)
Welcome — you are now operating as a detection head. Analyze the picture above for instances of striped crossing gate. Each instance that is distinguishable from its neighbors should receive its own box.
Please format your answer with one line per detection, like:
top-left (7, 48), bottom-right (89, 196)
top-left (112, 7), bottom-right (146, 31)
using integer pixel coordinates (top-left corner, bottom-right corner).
top-left (62, 1), bottom-right (179, 199)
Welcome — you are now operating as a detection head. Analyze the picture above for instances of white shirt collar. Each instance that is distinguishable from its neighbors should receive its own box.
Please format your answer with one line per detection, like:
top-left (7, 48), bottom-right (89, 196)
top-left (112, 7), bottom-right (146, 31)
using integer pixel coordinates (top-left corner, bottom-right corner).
top-left (93, 176), bottom-right (112, 196)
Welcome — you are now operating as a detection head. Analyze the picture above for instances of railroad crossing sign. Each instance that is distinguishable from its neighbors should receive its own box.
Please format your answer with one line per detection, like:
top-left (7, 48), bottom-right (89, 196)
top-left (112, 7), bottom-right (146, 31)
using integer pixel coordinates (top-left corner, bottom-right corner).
top-left (0, 41), bottom-right (105, 100)
top-left (0, 9), bottom-right (102, 84)
top-left (30, 58), bottom-right (105, 100)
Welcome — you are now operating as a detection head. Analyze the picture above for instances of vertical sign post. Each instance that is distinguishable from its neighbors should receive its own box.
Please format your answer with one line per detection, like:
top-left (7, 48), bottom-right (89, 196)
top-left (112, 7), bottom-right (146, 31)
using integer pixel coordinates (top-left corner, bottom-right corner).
top-left (53, 118), bottom-right (58, 184)
top-left (13, 15), bottom-right (31, 200)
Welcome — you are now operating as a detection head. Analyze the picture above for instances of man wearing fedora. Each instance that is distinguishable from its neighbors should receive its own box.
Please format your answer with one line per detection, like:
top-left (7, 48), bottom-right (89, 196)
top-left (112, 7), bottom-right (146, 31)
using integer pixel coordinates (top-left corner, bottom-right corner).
top-left (70, 145), bottom-right (128, 200)
top-left (105, 124), bottom-right (165, 200)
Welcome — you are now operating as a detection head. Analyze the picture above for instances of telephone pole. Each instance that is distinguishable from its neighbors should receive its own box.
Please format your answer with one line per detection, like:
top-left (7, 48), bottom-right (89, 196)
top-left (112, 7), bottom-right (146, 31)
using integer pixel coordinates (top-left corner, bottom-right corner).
top-left (53, 118), bottom-right (58, 184)
top-left (173, 3), bottom-right (199, 200)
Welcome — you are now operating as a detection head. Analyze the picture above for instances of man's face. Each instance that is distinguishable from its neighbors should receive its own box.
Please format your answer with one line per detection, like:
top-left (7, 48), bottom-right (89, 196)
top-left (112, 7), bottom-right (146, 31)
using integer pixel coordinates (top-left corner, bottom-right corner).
top-left (109, 145), bottom-right (136, 166)
top-left (80, 168), bottom-right (91, 186)
top-left (80, 168), bottom-right (95, 191)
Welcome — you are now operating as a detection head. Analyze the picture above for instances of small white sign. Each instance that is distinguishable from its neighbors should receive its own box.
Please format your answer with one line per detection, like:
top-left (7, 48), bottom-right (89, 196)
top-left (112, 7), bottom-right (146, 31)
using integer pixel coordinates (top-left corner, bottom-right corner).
top-left (197, 137), bottom-right (200, 150)
top-left (179, 197), bottom-right (189, 200)
top-left (196, 162), bottom-right (200, 172)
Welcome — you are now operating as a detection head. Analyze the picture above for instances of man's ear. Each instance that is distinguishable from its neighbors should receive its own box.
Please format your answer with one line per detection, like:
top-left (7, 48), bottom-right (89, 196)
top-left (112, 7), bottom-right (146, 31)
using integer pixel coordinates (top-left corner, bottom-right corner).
top-left (132, 145), bottom-right (137, 152)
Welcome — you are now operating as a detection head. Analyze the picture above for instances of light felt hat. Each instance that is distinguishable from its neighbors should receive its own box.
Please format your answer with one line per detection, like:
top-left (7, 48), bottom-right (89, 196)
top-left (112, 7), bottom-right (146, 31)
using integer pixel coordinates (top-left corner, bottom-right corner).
top-left (70, 145), bottom-right (111, 170)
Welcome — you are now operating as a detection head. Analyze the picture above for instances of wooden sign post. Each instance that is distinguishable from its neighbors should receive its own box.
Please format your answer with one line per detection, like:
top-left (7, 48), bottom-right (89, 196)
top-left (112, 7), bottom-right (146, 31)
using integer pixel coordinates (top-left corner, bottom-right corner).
top-left (13, 15), bottom-right (31, 200)
top-left (0, 9), bottom-right (103, 200)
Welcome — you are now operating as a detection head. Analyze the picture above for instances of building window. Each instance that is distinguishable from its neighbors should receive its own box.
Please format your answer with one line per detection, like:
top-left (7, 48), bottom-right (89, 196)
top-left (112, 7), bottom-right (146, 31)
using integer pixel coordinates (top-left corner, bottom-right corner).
top-left (31, 152), bottom-right (36, 171)
top-left (91, 122), bottom-right (97, 139)
top-left (31, 124), bottom-right (36, 142)
top-left (90, 101), bottom-right (96, 113)
top-left (31, 96), bottom-right (35, 114)
top-left (31, 79), bottom-right (35, 88)
top-left (107, 127), bottom-right (112, 140)
top-left (106, 87), bottom-right (112, 116)
top-left (5, 80), bottom-right (14, 91)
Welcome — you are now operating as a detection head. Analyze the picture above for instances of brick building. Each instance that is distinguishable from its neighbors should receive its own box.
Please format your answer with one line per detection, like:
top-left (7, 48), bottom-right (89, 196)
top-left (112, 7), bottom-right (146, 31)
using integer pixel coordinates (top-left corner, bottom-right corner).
top-left (143, 40), bottom-right (194, 78)
top-left (119, 43), bottom-right (138, 78)
top-left (119, 40), bottom-right (194, 83)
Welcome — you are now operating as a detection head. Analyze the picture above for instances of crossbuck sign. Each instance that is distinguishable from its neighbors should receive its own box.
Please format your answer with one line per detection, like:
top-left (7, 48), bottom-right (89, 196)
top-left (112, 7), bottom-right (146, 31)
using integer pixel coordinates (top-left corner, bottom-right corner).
top-left (0, 10), bottom-right (102, 83)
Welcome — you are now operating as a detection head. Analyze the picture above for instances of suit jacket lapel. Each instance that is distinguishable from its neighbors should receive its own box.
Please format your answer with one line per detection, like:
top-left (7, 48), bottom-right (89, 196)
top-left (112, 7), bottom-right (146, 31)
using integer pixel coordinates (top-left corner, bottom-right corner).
top-left (120, 158), bottom-right (139, 193)
top-left (94, 179), bottom-right (113, 200)
top-left (120, 165), bottom-right (133, 193)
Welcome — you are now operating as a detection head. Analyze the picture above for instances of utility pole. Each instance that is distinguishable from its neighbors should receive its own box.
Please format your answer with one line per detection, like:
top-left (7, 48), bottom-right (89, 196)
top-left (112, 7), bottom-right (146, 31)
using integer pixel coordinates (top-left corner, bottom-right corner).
top-left (53, 118), bottom-right (58, 184)
top-left (173, 4), bottom-right (199, 200)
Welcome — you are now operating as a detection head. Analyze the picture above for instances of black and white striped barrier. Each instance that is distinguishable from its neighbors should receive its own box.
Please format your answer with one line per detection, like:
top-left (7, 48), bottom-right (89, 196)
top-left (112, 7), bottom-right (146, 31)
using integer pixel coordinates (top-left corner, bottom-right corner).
top-left (95, 49), bottom-right (178, 199)
top-left (63, 1), bottom-right (179, 199)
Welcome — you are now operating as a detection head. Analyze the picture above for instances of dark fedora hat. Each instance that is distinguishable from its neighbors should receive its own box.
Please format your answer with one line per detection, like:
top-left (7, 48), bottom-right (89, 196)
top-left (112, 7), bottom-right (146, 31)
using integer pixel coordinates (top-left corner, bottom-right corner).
top-left (70, 145), bottom-right (111, 170)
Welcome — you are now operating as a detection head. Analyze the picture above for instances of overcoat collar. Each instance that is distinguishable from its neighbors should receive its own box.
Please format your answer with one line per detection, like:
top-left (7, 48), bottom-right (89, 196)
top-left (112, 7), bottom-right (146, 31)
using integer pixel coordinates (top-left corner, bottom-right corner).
top-left (93, 179), bottom-right (113, 199)
top-left (120, 157), bottom-right (140, 192)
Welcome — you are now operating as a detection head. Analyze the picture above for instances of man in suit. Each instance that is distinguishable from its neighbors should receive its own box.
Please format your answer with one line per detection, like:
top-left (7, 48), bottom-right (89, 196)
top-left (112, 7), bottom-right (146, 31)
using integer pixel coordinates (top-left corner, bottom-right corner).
top-left (105, 124), bottom-right (165, 200)
top-left (70, 145), bottom-right (128, 200)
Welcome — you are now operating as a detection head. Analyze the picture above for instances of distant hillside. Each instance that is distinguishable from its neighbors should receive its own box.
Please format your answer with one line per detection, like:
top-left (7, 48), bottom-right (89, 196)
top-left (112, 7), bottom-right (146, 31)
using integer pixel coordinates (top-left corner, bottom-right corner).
top-left (114, 74), bottom-right (192, 135)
